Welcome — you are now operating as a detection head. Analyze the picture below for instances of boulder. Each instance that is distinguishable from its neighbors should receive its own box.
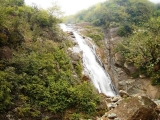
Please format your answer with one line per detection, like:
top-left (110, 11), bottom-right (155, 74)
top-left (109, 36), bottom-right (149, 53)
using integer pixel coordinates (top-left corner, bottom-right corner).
top-left (104, 96), bottom-right (158, 120)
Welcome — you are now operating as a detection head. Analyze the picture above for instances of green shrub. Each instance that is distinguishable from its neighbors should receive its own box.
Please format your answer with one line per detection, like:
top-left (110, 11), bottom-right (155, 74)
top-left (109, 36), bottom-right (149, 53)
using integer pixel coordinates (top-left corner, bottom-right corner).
top-left (117, 25), bottom-right (132, 37)
top-left (0, 41), bottom-right (100, 118)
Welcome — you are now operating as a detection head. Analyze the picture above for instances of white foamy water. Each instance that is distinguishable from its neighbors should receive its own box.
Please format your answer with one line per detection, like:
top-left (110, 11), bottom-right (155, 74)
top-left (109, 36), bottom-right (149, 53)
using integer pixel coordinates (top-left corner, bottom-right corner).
top-left (60, 24), bottom-right (116, 96)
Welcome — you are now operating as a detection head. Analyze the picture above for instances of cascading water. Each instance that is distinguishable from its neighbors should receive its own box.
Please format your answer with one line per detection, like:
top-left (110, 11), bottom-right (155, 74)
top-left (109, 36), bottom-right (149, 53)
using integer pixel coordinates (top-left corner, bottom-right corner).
top-left (60, 24), bottom-right (117, 96)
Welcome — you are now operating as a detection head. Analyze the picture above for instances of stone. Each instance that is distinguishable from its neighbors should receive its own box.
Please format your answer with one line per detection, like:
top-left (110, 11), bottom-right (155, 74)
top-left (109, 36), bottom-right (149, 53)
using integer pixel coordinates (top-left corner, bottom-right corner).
top-left (107, 103), bottom-right (117, 110)
top-left (107, 113), bottom-right (117, 119)
top-left (105, 96), bottom-right (158, 120)
top-left (111, 96), bottom-right (121, 102)
top-left (119, 90), bottom-right (129, 97)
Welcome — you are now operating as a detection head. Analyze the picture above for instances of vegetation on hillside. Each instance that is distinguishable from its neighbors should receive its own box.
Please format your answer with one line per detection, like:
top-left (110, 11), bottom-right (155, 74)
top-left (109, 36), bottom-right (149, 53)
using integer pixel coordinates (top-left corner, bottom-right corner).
top-left (65, 0), bottom-right (160, 84)
top-left (0, 0), bottom-right (101, 119)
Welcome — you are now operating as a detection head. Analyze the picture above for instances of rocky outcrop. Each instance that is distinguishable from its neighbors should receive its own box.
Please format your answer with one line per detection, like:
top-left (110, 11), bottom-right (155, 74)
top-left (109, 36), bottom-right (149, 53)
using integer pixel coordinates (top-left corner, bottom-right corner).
top-left (103, 27), bottom-right (160, 99)
top-left (100, 92), bottom-right (159, 120)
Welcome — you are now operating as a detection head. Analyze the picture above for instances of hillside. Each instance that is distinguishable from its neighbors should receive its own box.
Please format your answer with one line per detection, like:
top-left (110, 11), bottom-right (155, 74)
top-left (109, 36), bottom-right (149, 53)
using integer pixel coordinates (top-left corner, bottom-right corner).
top-left (1, 0), bottom-right (160, 119)
top-left (65, 0), bottom-right (160, 86)
top-left (0, 0), bottom-right (102, 119)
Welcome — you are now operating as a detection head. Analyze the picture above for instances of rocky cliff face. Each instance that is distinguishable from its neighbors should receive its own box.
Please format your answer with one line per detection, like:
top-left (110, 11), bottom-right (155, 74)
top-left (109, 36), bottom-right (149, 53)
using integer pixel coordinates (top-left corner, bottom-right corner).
top-left (103, 28), bottom-right (160, 99)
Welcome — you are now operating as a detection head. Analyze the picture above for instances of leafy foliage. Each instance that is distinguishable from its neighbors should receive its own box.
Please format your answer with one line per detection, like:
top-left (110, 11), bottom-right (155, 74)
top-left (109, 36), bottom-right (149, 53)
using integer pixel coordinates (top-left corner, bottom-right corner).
top-left (117, 16), bottom-right (160, 81)
top-left (0, 40), bottom-right (100, 119)
top-left (65, 0), bottom-right (155, 35)
top-left (0, 1), bottom-right (100, 119)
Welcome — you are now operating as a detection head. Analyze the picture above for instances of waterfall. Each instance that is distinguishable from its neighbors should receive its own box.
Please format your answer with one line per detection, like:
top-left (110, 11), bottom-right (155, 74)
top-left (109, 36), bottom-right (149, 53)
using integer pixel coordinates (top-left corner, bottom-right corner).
top-left (60, 24), bottom-right (117, 96)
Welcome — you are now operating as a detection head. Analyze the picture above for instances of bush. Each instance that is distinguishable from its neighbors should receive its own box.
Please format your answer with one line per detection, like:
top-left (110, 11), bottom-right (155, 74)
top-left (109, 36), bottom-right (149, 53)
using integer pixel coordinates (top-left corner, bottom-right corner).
top-left (0, 41), bottom-right (100, 118)
top-left (117, 25), bottom-right (132, 37)
top-left (31, 10), bottom-right (50, 28)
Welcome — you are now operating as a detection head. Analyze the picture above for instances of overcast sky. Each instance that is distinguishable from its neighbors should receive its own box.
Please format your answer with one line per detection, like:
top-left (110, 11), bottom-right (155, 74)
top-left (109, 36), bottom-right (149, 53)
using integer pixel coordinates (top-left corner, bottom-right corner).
top-left (25, 0), bottom-right (160, 16)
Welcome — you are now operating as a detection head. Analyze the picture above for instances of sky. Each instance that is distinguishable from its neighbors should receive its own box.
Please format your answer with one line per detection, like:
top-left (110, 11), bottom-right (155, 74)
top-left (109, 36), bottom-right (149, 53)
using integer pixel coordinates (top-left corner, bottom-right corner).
top-left (25, 0), bottom-right (160, 16)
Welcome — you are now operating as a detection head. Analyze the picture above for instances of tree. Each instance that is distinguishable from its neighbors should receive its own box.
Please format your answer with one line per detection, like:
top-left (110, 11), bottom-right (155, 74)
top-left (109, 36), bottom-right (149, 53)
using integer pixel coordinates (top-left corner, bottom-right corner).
top-left (119, 16), bottom-right (160, 77)
top-left (47, 2), bottom-right (63, 18)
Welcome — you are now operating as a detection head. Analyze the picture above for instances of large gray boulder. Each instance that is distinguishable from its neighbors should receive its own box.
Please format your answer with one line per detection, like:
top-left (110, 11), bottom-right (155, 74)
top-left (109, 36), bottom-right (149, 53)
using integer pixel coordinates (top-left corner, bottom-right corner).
top-left (102, 95), bottom-right (158, 120)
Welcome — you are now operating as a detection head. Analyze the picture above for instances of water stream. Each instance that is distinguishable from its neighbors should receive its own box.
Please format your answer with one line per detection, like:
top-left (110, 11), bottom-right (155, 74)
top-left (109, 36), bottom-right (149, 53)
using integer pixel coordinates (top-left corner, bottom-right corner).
top-left (60, 24), bottom-right (117, 96)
